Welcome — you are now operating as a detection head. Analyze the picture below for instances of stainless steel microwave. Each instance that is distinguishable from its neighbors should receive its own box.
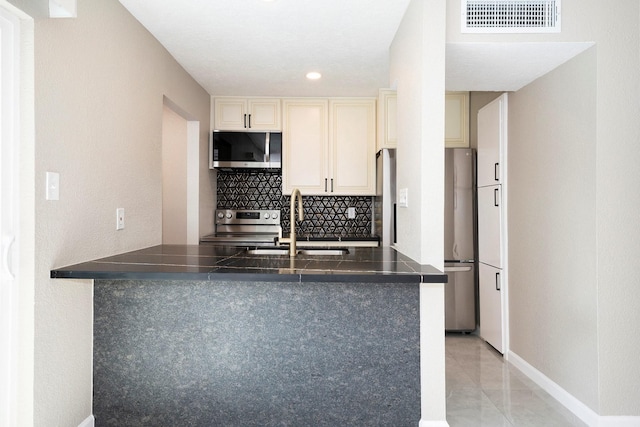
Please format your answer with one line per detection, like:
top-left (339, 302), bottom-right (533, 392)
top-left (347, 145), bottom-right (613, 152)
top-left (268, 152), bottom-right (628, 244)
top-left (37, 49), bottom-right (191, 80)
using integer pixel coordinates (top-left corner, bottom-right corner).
top-left (210, 131), bottom-right (282, 169)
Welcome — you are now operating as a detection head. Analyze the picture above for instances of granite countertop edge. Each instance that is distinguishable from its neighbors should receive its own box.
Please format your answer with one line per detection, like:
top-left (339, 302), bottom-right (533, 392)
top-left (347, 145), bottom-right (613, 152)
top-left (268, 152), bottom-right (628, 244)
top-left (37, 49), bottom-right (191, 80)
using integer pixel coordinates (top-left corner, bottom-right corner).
top-left (50, 245), bottom-right (448, 284)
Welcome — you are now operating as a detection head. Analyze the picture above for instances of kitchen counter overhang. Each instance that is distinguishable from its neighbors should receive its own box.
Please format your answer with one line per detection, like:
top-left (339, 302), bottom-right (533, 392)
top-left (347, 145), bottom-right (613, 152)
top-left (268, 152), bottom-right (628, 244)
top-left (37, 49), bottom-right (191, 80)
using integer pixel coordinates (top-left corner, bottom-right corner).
top-left (50, 244), bottom-right (447, 284)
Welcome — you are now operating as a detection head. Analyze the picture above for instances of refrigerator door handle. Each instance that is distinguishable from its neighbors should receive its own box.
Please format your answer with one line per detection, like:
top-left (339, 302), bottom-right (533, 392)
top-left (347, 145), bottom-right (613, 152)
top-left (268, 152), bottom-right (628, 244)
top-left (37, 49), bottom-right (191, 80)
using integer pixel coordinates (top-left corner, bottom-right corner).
top-left (494, 188), bottom-right (500, 207)
top-left (495, 272), bottom-right (501, 291)
top-left (444, 266), bottom-right (473, 273)
top-left (494, 162), bottom-right (500, 181)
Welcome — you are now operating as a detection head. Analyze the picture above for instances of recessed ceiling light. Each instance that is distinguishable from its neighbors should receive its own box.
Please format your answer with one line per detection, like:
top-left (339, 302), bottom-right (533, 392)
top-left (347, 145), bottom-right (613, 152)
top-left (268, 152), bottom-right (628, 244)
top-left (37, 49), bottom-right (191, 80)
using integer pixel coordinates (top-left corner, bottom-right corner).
top-left (306, 72), bottom-right (322, 80)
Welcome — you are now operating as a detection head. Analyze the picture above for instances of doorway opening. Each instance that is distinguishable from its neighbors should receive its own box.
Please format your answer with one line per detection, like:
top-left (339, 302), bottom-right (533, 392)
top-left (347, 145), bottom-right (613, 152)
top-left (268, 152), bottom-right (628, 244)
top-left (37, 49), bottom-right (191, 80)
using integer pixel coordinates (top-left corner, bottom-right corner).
top-left (161, 98), bottom-right (199, 244)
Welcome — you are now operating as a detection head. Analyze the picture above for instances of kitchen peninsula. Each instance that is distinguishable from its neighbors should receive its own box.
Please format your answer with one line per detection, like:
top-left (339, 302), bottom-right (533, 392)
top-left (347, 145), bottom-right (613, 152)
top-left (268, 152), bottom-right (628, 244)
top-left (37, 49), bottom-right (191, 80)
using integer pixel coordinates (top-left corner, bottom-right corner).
top-left (52, 245), bottom-right (447, 426)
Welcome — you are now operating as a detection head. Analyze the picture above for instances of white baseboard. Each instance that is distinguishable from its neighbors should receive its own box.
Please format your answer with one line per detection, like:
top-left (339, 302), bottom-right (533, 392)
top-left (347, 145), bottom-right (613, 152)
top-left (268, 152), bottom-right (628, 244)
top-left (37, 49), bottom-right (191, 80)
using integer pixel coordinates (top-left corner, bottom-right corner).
top-left (508, 351), bottom-right (640, 427)
top-left (419, 420), bottom-right (449, 427)
top-left (597, 418), bottom-right (640, 427)
top-left (78, 415), bottom-right (94, 427)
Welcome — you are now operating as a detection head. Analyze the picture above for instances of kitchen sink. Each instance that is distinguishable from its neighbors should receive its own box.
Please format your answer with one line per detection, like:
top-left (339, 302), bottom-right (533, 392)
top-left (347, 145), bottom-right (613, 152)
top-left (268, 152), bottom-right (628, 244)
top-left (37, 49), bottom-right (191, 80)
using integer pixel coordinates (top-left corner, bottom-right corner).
top-left (244, 247), bottom-right (349, 256)
top-left (244, 248), bottom-right (290, 255)
top-left (299, 248), bottom-right (349, 256)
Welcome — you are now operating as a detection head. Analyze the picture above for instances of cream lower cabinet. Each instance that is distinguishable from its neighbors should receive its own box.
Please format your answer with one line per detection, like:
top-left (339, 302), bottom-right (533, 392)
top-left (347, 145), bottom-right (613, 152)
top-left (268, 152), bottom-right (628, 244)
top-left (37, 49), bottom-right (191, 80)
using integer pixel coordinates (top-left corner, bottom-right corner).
top-left (283, 98), bottom-right (376, 196)
top-left (214, 97), bottom-right (281, 131)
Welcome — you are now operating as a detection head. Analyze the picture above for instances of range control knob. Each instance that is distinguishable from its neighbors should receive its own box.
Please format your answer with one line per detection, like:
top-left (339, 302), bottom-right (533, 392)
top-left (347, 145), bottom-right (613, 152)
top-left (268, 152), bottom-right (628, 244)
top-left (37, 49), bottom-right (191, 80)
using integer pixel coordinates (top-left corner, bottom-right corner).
top-left (264, 213), bottom-right (271, 219)
top-left (271, 212), bottom-right (278, 220)
top-left (226, 213), bottom-right (233, 219)
top-left (217, 212), bottom-right (224, 219)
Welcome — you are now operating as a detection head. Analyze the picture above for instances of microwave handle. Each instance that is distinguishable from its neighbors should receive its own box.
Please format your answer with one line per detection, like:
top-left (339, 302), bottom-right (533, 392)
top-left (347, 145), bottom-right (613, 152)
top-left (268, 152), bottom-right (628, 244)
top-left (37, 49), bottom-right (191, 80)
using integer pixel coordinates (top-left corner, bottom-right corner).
top-left (265, 133), bottom-right (270, 163)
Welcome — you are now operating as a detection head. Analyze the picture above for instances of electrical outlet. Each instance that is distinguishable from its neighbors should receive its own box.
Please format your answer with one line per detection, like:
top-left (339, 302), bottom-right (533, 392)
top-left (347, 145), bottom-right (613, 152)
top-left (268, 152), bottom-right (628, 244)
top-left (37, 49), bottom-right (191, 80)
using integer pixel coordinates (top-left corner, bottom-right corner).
top-left (347, 207), bottom-right (356, 219)
top-left (116, 208), bottom-right (125, 230)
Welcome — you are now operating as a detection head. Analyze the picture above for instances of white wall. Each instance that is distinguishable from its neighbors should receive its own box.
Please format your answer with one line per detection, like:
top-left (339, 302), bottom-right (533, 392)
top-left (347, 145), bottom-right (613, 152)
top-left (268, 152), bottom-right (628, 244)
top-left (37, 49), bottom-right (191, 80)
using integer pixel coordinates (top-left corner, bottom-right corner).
top-left (30, 0), bottom-right (212, 425)
top-left (389, 0), bottom-right (445, 268)
top-left (389, 1), bottom-right (447, 425)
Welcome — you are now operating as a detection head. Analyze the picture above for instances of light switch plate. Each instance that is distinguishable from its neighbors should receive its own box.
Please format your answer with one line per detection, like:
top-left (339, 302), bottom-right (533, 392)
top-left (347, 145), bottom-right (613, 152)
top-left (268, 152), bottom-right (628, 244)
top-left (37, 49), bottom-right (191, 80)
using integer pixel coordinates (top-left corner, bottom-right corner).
top-left (116, 208), bottom-right (125, 230)
top-left (398, 188), bottom-right (408, 208)
top-left (46, 172), bottom-right (60, 200)
top-left (347, 207), bottom-right (356, 219)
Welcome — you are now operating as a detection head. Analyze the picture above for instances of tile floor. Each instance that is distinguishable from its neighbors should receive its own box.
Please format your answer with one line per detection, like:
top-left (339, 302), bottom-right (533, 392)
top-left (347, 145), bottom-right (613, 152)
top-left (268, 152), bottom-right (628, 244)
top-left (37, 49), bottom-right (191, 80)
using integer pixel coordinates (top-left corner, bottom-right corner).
top-left (445, 334), bottom-right (588, 426)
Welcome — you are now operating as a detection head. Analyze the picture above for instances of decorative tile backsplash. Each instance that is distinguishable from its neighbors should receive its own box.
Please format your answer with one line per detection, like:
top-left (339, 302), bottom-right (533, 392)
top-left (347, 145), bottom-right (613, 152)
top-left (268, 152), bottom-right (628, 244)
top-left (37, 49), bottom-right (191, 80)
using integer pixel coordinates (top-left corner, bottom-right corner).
top-left (216, 170), bottom-right (374, 238)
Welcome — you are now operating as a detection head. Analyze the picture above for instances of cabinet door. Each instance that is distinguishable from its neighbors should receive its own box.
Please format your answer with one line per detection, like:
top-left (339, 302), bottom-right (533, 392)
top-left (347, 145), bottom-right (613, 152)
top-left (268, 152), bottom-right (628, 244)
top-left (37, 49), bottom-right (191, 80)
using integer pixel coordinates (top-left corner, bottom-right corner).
top-left (214, 98), bottom-right (281, 131)
top-left (247, 99), bottom-right (281, 131)
top-left (445, 92), bottom-right (469, 148)
top-left (282, 99), bottom-right (329, 195)
top-left (214, 98), bottom-right (247, 130)
top-left (477, 185), bottom-right (502, 269)
top-left (477, 94), bottom-right (505, 187)
top-left (329, 99), bottom-right (376, 195)
top-left (479, 262), bottom-right (504, 353)
top-left (377, 89), bottom-right (397, 150)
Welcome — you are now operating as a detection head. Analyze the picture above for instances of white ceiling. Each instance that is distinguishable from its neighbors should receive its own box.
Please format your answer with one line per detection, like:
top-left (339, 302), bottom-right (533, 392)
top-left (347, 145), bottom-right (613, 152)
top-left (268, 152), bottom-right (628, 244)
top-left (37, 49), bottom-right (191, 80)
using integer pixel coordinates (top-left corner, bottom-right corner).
top-left (118, 0), bottom-right (594, 97)
top-left (118, 0), bottom-right (412, 97)
top-left (446, 42), bottom-right (595, 92)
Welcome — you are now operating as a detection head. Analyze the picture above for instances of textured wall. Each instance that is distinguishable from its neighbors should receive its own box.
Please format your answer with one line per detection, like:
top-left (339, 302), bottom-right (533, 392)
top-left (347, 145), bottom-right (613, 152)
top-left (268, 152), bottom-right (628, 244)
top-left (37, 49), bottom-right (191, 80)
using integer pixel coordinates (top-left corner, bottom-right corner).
top-left (33, 0), bottom-right (211, 425)
top-left (93, 280), bottom-right (420, 426)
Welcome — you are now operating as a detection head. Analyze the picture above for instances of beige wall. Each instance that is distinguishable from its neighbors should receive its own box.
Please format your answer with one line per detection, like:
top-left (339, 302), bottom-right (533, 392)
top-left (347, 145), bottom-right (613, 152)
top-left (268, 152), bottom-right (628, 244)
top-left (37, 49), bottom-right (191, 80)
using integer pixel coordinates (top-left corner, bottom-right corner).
top-left (31, 0), bottom-right (211, 425)
top-left (162, 104), bottom-right (188, 244)
top-left (509, 47), bottom-right (599, 409)
top-left (446, 0), bottom-right (640, 417)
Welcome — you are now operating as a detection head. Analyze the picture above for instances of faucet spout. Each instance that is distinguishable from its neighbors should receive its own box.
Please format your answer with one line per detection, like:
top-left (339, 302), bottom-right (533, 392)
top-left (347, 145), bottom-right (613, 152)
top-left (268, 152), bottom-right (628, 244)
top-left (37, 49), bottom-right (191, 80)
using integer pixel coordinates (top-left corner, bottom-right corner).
top-left (280, 188), bottom-right (304, 257)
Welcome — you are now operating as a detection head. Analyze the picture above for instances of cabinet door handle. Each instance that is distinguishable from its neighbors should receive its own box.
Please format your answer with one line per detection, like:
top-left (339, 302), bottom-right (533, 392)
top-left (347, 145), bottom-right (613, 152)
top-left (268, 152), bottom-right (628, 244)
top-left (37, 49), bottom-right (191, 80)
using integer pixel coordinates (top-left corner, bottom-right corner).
top-left (325, 178), bottom-right (328, 192)
top-left (331, 178), bottom-right (334, 193)
top-left (243, 114), bottom-right (247, 128)
top-left (494, 163), bottom-right (499, 181)
top-left (248, 114), bottom-right (252, 128)
top-left (494, 188), bottom-right (499, 207)
top-left (495, 272), bottom-right (501, 291)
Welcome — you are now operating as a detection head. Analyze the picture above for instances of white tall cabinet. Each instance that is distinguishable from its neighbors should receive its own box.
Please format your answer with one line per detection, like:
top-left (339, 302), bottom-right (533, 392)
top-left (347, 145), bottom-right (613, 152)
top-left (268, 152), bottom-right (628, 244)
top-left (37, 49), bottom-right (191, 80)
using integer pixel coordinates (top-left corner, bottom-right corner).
top-left (477, 93), bottom-right (508, 354)
top-left (282, 98), bottom-right (376, 196)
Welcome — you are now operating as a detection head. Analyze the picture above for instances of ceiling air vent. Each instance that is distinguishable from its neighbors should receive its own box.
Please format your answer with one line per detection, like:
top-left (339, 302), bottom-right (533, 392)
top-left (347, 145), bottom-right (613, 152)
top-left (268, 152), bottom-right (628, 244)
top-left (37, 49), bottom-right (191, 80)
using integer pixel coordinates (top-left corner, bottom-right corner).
top-left (462, 0), bottom-right (561, 33)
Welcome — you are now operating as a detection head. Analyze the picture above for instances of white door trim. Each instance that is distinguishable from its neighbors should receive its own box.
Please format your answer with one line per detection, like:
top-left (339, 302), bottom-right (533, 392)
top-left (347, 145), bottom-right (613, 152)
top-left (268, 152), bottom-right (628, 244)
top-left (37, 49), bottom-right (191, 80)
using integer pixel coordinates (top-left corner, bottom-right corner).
top-left (0, 5), bottom-right (21, 426)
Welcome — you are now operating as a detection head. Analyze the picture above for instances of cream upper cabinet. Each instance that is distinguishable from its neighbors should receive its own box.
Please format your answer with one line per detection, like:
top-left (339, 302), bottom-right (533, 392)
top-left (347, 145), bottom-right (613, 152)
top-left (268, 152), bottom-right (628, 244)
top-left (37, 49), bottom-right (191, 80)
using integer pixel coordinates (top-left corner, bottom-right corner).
top-left (282, 99), bottom-right (329, 195)
top-left (214, 97), bottom-right (281, 131)
top-left (445, 92), bottom-right (469, 148)
top-left (282, 98), bottom-right (376, 196)
top-left (377, 89), bottom-right (397, 150)
top-left (329, 99), bottom-right (377, 195)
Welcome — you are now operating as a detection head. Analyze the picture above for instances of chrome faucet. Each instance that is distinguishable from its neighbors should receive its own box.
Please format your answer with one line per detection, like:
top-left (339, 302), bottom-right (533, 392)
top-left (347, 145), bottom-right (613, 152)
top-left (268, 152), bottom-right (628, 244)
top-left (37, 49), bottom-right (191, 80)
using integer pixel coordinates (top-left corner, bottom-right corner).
top-left (279, 188), bottom-right (304, 257)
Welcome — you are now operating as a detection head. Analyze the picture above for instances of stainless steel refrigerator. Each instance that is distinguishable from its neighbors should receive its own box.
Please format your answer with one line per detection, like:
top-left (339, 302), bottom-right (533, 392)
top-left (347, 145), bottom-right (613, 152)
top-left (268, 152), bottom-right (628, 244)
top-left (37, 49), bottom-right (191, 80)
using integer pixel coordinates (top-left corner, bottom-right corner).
top-left (444, 148), bottom-right (477, 332)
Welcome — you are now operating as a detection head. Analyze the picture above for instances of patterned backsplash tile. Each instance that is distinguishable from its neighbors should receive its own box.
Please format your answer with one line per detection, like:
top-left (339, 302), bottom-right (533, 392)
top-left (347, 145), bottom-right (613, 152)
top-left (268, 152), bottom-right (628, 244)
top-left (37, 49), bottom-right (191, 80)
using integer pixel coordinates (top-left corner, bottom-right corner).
top-left (216, 170), bottom-right (374, 238)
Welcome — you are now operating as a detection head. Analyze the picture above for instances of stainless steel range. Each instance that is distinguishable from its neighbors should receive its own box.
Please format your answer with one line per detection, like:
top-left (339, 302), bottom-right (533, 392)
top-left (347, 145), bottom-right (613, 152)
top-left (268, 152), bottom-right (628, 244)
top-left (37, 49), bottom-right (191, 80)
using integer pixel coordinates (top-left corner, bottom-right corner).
top-left (200, 209), bottom-right (281, 247)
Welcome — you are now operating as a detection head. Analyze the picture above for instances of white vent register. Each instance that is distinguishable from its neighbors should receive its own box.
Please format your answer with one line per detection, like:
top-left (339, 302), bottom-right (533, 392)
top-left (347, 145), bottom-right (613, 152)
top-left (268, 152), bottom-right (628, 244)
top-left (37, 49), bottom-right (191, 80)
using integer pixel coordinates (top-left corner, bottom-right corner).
top-left (462, 0), bottom-right (561, 33)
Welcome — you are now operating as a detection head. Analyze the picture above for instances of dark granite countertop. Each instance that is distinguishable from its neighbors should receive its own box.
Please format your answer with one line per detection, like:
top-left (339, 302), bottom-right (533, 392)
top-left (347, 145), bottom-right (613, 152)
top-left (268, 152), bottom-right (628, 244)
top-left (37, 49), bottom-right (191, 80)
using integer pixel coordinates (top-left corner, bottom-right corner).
top-left (50, 245), bottom-right (447, 284)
